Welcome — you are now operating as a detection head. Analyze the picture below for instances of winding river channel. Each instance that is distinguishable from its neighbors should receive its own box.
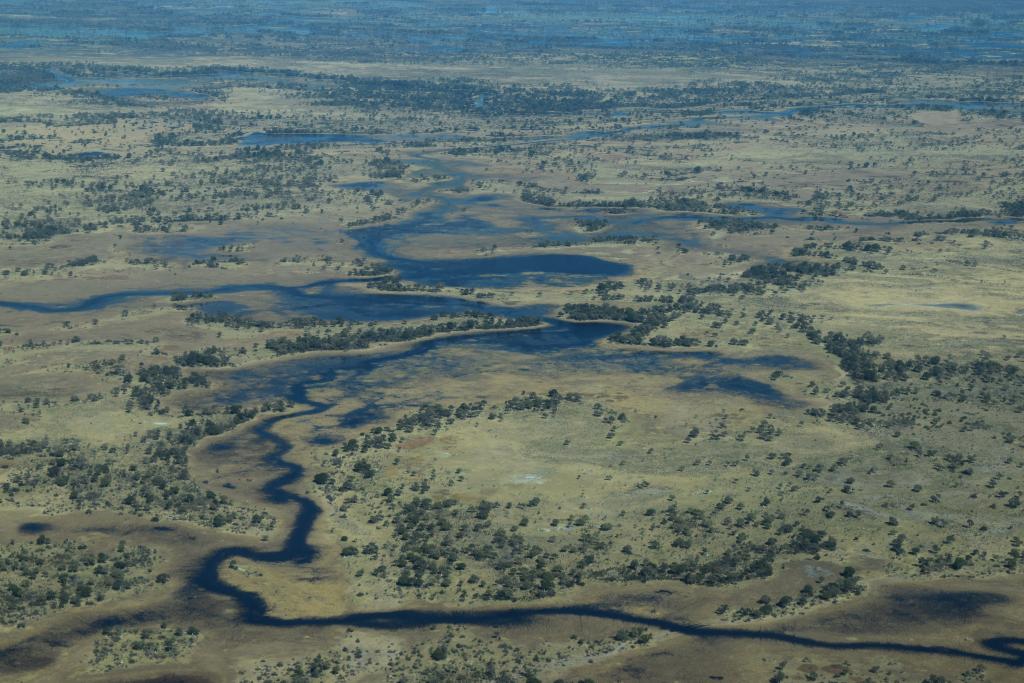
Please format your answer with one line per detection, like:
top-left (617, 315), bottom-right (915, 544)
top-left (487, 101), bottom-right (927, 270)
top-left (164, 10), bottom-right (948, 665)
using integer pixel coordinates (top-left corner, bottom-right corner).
top-left (5, 142), bottom-right (1023, 669)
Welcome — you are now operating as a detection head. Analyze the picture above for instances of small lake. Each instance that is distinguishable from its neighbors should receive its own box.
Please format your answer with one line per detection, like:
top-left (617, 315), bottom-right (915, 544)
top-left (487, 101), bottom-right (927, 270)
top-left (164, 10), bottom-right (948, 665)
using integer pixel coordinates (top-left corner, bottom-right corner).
top-left (675, 374), bottom-right (788, 403)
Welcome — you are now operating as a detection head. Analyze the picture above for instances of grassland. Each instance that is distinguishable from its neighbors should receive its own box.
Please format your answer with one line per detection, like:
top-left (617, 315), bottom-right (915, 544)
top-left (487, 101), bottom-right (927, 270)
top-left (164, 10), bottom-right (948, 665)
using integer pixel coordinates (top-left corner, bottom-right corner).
top-left (0, 9), bottom-right (1023, 681)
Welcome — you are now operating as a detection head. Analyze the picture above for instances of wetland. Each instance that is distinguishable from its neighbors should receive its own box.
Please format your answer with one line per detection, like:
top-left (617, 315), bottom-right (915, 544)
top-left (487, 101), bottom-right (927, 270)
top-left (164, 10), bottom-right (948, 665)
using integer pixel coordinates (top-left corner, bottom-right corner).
top-left (1, 2), bottom-right (1023, 681)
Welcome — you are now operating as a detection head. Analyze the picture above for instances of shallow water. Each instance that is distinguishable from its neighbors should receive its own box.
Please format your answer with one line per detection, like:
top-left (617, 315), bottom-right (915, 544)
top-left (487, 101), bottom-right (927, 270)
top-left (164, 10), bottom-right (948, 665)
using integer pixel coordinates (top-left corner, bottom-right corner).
top-left (871, 302), bottom-right (981, 312)
top-left (0, 277), bottom-right (549, 322)
top-left (925, 302), bottom-right (980, 311)
top-left (3, 60), bottom-right (1023, 683)
top-left (675, 374), bottom-right (789, 403)
top-left (174, 147), bottom-right (823, 636)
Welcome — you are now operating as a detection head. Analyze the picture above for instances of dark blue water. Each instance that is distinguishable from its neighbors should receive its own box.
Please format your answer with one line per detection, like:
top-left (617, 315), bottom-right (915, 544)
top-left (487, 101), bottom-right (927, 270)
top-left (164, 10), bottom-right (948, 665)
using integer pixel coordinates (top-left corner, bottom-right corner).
top-left (4, 141), bottom-right (1016, 668)
top-left (193, 322), bottom-right (802, 644)
top-left (0, 277), bottom-right (548, 322)
top-left (129, 152), bottom-right (630, 288)
top-left (176, 146), bottom-right (1023, 665)
top-left (925, 303), bottom-right (980, 311)
top-left (231, 133), bottom-right (916, 275)
top-left (46, 75), bottom-right (208, 100)
top-left (675, 374), bottom-right (789, 403)
top-left (193, 281), bottom-right (550, 321)
top-left (193, 319), bottom-right (623, 595)
top-left (193, 318), bottom-right (803, 608)
top-left (140, 233), bottom-right (266, 260)
top-left (337, 161), bottom-right (633, 287)
top-left (186, 321), bottom-right (1024, 668)
top-left (196, 300), bottom-right (250, 316)
top-left (389, 252), bottom-right (630, 288)
top-left (872, 302), bottom-right (982, 312)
